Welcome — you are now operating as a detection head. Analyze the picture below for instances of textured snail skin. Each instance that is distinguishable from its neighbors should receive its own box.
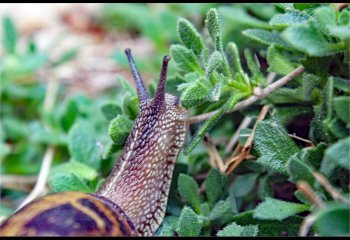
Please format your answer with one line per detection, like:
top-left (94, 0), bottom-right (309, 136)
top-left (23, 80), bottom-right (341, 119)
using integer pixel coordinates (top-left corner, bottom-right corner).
top-left (0, 50), bottom-right (189, 237)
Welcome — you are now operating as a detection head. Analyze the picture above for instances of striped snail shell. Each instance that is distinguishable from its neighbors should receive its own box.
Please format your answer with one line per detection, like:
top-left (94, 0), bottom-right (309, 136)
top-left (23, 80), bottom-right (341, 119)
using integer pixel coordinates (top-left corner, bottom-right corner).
top-left (0, 49), bottom-right (189, 236)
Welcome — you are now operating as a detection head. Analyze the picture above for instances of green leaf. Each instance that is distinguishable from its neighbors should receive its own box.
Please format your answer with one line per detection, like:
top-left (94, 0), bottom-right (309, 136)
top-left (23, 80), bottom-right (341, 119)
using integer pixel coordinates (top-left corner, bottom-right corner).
top-left (51, 47), bottom-right (79, 67)
top-left (334, 96), bottom-right (350, 124)
top-left (287, 154), bottom-right (315, 185)
top-left (243, 29), bottom-right (292, 49)
top-left (326, 118), bottom-right (349, 139)
top-left (217, 222), bottom-right (259, 236)
top-left (301, 143), bottom-right (327, 170)
top-left (254, 118), bottom-right (300, 175)
top-left (122, 92), bottom-right (139, 120)
top-left (48, 173), bottom-right (92, 193)
top-left (68, 121), bottom-right (100, 169)
top-left (267, 44), bottom-right (297, 75)
top-left (232, 173), bottom-right (259, 197)
top-left (282, 20), bottom-right (345, 56)
top-left (244, 49), bottom-right (264, 86)
top-left (50, 160), bottom-right (98, 181)
top-left (101, 102), bottom-right (122, 121)
top-left (205, 168), bottom-right (226, 206)
top-left (60, 98), bottom-right (79, 132)
top-left (258, 175), bottom-right (273, 200)
top-left (323, 136), bottom-right (350, 171)
top-left (232, 210), bottom-right (303, 236)
top-left (208, 199), bottom-right (232, 220)
top-left (176, 206), bottom-right (202, 236)
top-left (170, 44), bottom-right (203, 73)
top-left (177, 18), bottom-right (204, 55)
top-left (3, 16), bottom-right (17, 54)
top-left (180, 78), bottom-right (211, 109)
top-left (314, 6), bottom-right (337, 36)
top-left (205, 8), bottom-right (222, 51)
top-left (226, 42), bottom-right (245, 76)
top-left (178, 174), bottom-right (201, 213)
top-left (313, 203), bottom-right (350, 236)
top-left (269, 11), bottom-right (309, 29)
top-left (253, 198), bottom-right (310, 221)
top-left (302, 73), bottom-right (320, 101)
top-left (206, 51), bottom-right (223, 77)
top-left (333, 77), bottom-right (350, 93)
top-left (108, 115), bottom-right (133, 145)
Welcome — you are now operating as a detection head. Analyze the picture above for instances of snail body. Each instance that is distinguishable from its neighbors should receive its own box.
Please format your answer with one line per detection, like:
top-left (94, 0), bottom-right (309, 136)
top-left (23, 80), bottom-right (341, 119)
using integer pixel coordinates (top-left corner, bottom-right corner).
top-left (0, 49), bottom-right (189, 236)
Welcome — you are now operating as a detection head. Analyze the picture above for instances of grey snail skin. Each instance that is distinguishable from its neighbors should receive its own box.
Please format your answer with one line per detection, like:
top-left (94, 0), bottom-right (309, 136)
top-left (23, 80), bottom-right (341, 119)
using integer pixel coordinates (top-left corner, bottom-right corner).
top-left (0, 49), bottom-right (189, 237)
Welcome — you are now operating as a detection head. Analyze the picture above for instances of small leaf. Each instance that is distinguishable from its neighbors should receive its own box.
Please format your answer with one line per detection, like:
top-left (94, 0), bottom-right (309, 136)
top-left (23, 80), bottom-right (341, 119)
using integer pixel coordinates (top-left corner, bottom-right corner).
top-left (3, 16), bottom-right (17, 54)
top-left (178, 174), bottom-right (201, 213)
top-left (206, 51), bottom-right (223, 77)
top-left (243, 29), bottom-right (292, 49)
top-left (313, 203), bottom-right (350, 236)
top-left (208, 199), bottom-right (232, 220)
top-left (49, 160), bottom-right (98, 181)
top-left (287, 154), bottom-right (315, 185)
top-left (51, 47), bottom-right (79, 67)
top-left (258, 175), bottom-right (273, 200)
top-left (205, 8), bottom-right (222, 51)
top-left (108, 115), bottom-right (133, 145)
top-left (226, 42), bottom-right (245, 76)
top-left (170, 44), bottom-right (203, 73)
top-left (253, 198), bottom-right (310, 221)
top-left (232, 173), bottom-right (259, 197)
top-left (205, 168), bottom-right (226, 206)
top-left (180, 78), bottom-right (211, 108)
top-left (177, 18), bottom-right (204, 55)
top-left (48, 173), bottom-right (92, 193)
top-left (217, 222), bottom-right (244, 236)
top-left (101, 102), bottom-right (123, 121)
top-left (254, 118), bottom-right (300, 175)
top-left (267, 44), bottom-right (297, 75)
top-left (302, 73), bottom-right (320, 101)
top-left (122, 92), bottom-right (139, 120)
top-left (282, 20), bottom-right (345, 56)
top-left (334, 96), bottom-right (350, 124)
top-left (244, 49), bottom-right (264, 86)
top-left (176, 206), bottom-right (202, 237)
top-left (269, 11), bottom-right (309, 29)
top-left (68, 121), bottom-right (100, 169)
top-left (333, 77), bottom-right (350, 93)
top-left (60, 98), bottom-right (79, 132)
top-left (323, 136), bottom-right (350, 170)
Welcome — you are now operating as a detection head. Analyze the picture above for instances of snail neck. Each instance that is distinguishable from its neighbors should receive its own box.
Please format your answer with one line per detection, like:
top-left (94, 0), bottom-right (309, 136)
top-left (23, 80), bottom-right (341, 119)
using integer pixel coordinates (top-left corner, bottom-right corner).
top-left (97, 100), bottom-right (187, 236)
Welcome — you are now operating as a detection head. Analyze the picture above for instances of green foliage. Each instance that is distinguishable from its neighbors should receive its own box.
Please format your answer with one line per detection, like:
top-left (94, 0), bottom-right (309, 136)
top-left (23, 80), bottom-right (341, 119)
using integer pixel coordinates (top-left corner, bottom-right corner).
top-left (108, 115), bottom-right (133, 145)
top-left (176, 206), bottom-right (203, 236)
top-left (177, 174), bottom-right (201, 213)
top-left (217, 222), bottom-right (258, 236)
top-left (253, 198), bottom-right (310, 220)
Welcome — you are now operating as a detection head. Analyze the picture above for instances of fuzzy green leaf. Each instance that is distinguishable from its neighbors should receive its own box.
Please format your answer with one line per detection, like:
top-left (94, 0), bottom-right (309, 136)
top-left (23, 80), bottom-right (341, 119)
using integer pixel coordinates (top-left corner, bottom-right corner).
top-left (323, 136), bottom-right (350, 170)
top-left (176, 206), bottom-right (202, 236)
top-left (205, 168), bottom-right (226, 206)
top-left (333, 77), bottom-right (350, 94)
top-left (226, 42), bottom-right (244, 76)
top-left (314, 203), bottom-right (350, 236)
top-left (269, 11), bottom-right (309, 29)
top-left (101, 102), bottom-right (123, 121)
top-left (206, 51), bottom-right (223, 77)
top-left (208, 199), bottom-right (232, 220)
top-left (49, 160), bottom-right (98, 181)
top-left (253, 198), bottom-right (310, 221)
top-left (108, 115), bottom-right (133, 145)
top-left (254, 118), bottom-right (300, 175)
top-left (122, 92), bottom-right (139, 120)
top-left (282, 20), bottom-right (345, 56)
top-left (334, 96), bottom-right (350, 124)
top-left (180, 79), bottom-right (211, 109)
top-left (267, 44), bottom-right (296, 75)
top-left (287, 154), bottom-right (315, 185)
top-left (68, 121), bottom-right (100, 169)
top-left (243, 29), bottom-right (292, 49)
top-left (244, 49), bottom-right (264, 86)
top-left (302, 73), bottom-right (320, 101)
top-left (48, 173), bottom-right (92, 193)
top-left (205, 8), bottom-right (222, 51)
top-left (170, 44), bottom-right (203, 73)
top-left (178, 174), bottom-right (201, 213)
top-left (217, 221), bottom-right (259, 236)
top-left (232, 173), bottom-right (259, 197)
top-left (232, 210), bottom-right (302, 236)
top-left (177, 18), bottom-right (204, 55)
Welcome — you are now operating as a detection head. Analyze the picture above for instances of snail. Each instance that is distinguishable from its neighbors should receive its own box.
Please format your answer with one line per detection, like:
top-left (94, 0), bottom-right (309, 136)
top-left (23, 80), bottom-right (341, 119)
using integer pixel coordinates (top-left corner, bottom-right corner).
top-left (0, 49), bottom-right (189, 236)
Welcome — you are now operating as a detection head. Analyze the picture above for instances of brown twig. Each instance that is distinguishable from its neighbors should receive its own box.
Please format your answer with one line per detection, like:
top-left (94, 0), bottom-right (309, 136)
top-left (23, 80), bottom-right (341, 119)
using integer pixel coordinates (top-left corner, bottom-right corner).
top-left (296, 180), bottom-right (324, 208)
top-left (313, 172), bottom-right (350, 204)
top-left (299, 214), bottom-right (317, 236)
top-left (203, 135), bottom-right (226, 172)
top-left (288, 133), bottom-right (315, 147)
top-left (0, 175), bottom-right (38, 191)
top-left (225, 105), bottom-right (269, 175)
top-left (188, 66), bottom-right (305, 124)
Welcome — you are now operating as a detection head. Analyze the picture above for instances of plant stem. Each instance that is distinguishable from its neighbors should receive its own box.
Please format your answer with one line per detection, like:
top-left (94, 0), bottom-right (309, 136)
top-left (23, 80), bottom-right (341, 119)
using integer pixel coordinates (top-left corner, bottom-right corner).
top-left (188, 66), bottom-right (305, 124)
